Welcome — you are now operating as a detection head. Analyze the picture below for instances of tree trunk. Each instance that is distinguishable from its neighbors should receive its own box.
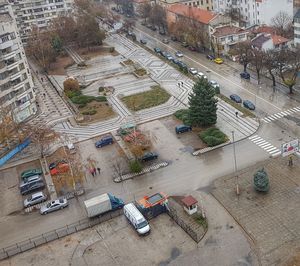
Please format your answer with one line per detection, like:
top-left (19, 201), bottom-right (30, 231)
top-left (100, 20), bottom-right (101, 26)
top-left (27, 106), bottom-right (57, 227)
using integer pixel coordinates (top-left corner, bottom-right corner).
top-left (289, 85), bottom-right (294, 94)
top-left (256, 69), bottom-right (260, 84)
top-left (269, 70), bottom-right (276, 87)
top-left (243, 63), bottom-right (247, 72)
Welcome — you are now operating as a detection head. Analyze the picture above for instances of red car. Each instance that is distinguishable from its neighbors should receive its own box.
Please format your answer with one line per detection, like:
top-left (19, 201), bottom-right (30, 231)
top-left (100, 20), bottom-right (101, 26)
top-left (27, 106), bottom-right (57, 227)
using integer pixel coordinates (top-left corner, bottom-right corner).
top-left (50, 162), bottom-right (69, 175)
top-left (188, 46), bottom-right (196, 51)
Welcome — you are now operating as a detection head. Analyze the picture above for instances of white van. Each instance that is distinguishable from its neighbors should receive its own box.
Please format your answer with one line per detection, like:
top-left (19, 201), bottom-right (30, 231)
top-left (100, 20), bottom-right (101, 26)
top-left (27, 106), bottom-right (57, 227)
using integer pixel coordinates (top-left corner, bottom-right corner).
top-left (123, 203), bottom-right (150, 235)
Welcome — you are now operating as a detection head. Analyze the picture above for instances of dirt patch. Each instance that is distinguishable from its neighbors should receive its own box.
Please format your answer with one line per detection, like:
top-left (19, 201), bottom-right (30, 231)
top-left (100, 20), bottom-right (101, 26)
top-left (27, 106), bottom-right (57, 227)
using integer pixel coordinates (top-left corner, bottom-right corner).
top-left (284, 251), bottom-right (300, 266)
top-left (160, 116), bottom-right (207, 151)
top-left (48, 55), bottom-right (75, 75)
top-left (76, 47), bottom-right (119, 60)
top-left (78, 101), bottom-right (116, 124)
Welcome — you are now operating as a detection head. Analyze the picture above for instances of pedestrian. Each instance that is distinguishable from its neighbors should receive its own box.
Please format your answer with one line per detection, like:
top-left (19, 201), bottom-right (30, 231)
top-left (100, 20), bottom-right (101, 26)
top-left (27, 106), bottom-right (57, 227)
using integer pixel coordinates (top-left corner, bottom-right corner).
top-left (181, 81), bottom-right (183, 86)
top-left (178, 82), bottom-right (180, 87)
top-left (235, 111), bottom-right (238, 118)
top-left (97, 167), bottom-right (101, 174)
top-left (43, 93), bottom-right (46, 97)
top-left (36, 70), bottom-right (38, 74)
top-left (41, 77), bottom-right (43, 82)
top-left (90, 168), bottom-right (94, 177)
top-left (288, 156), bottom-right (293, 166)
top-left (93, 167), bottom-right (97, 176)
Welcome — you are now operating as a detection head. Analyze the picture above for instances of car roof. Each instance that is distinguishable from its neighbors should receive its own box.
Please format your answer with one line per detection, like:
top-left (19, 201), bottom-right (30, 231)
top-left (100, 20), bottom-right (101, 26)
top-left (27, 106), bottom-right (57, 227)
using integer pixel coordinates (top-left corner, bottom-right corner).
top-left (31, 191), bottom-right (44, 197)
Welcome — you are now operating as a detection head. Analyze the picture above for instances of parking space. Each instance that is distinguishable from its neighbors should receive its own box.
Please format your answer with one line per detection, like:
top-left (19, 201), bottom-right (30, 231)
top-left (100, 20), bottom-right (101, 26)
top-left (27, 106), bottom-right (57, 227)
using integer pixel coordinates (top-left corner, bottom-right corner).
top-left (0, 160), bottom-right (44, 217)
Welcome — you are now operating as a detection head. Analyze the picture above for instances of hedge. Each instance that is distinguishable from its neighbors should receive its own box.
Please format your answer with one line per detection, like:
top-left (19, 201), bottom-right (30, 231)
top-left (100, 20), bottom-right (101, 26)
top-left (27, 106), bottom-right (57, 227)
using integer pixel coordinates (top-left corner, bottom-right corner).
top-left (174, 109), bottom-right (191, 125)
top-left (199, 127), bottom-right (228, 147)
top-left (82, 109), bottom-right (97, 115)
top-left (129, 160), bottom-right (143, 173)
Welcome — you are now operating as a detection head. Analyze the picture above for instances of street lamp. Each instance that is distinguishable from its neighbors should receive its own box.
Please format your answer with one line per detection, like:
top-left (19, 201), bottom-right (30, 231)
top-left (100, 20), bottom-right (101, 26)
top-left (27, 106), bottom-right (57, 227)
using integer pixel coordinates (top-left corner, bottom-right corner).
top-left (231, 131), bottom-right (239, 196)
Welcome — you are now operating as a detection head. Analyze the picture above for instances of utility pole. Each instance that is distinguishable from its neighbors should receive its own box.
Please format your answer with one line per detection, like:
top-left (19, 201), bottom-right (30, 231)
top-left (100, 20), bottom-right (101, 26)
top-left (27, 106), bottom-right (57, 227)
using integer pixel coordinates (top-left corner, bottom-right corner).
top-left (232, 131), bottom-right (239, 195)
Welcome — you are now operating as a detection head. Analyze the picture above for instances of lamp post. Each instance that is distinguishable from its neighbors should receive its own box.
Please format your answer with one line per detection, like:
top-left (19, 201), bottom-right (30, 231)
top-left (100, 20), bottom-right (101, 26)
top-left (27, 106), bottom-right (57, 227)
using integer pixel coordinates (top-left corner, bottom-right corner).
top-left (231, 131), bottom-right (239, 196)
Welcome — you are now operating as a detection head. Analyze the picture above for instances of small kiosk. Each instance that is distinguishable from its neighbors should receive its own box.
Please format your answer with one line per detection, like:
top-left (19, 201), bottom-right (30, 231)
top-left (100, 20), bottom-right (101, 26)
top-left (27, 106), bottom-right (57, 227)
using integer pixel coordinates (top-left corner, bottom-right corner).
top-left (181, 195), bottom-right (198, 215)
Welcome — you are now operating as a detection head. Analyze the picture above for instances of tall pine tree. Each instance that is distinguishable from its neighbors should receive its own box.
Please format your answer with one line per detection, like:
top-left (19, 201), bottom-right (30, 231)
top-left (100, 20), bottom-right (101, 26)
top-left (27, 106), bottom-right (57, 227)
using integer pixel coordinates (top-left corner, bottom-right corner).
top-left (188, 78), bottom-right (218, 127)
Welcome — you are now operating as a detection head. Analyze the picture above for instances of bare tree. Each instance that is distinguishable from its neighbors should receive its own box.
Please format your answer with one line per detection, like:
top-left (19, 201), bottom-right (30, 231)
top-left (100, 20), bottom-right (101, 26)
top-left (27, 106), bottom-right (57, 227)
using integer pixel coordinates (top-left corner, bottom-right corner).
top-left (271, 11), bottom-right (293, 38)
top-left (149, 4), bottom-right (167, 32)
top-left (137, 2), bottom-right (152, 22)
top-left (230, 41), bottom-right (253, 72)
top-left (249, 48), bottom-right (266, 84)
top-left (263, 50), bottom-right (279, 88)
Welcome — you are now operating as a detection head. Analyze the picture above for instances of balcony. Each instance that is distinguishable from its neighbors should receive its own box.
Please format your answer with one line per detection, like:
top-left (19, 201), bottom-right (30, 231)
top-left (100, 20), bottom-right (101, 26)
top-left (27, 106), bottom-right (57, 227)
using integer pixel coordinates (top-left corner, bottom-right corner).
top-left (6, 60), bottom-right (20, 71)
top-left (0, 50), bottom-right (17, 61)
top-left (13, 80), bottom-right (25, 92)
top-left (0, 40), bottom-right (14, 50)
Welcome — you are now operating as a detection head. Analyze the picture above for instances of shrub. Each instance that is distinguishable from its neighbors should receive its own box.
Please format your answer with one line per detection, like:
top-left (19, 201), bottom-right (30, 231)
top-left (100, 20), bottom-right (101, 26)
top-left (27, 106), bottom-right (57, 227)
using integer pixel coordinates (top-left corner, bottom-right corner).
top-left (129, 160), bottom-right (143, 173)
top-left (109, 47), bottom-right (115, 53)
top-left (71, 95), bottom-right (95, 105)
top-left (199, 127), bottom-right (227, 147)
top-left (174, 109), bottom-right (191, 124)
top-left (65, 90), bottom-right (81, 99)
top-left (98, 87), bottom-right (104, 92)
top-left (82, 109), bottom-right (97, 115)
top-left (63, 78), bottom-right (79, 92)
top-left (94, 96), bottom-right (107, 102)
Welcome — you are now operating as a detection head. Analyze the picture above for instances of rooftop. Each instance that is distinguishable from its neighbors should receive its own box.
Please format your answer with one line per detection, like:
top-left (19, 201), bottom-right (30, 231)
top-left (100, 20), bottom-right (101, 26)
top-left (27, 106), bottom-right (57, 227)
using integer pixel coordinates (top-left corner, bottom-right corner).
top-left (0, 13), bottom-right (11, 23)
top-left (252, 25), bottom-right (277, 35)
top-left (181, 195), bottom-right (198, 207)
top-left (251, 34), bottom-right (271, 49)
top-left (167, 4), bottom-right (217, 25)
top-left (271, 34), bottom-right (289, 45)
top-left (212, 25), bottom-right (248, 37)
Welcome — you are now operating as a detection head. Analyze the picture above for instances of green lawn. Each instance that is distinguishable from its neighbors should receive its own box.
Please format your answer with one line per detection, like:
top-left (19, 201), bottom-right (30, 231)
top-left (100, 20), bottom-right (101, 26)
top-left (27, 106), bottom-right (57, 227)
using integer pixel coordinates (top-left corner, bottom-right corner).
top-left (121, 86), bottom-right (170, 111)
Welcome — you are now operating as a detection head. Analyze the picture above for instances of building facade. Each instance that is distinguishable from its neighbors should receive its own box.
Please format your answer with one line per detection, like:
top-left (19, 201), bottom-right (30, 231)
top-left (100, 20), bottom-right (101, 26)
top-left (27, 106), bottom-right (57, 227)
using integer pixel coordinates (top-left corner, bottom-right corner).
top-left (8, 0), bottom-right (73, 42)
top-left (157, 0), bottom-right (213, 11)
top-left (0, 0), bottom-right (36, 122)
top-left (213, 0), bottom-right (293, 27)
top-left (294, 9), bottom-right (300, 45)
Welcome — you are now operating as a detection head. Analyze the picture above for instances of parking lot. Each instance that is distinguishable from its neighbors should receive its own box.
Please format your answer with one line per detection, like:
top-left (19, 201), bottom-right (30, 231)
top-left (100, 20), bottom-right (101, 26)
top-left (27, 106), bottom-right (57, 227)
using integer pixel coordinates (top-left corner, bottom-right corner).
top-left (0, 160), bottom-right (45, 217)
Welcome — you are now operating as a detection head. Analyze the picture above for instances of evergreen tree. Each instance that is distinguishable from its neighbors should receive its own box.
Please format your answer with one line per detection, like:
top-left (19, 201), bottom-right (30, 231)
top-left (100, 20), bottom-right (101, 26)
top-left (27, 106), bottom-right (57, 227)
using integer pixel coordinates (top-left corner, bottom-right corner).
top-left (188, 78), bottom-right (218, 127)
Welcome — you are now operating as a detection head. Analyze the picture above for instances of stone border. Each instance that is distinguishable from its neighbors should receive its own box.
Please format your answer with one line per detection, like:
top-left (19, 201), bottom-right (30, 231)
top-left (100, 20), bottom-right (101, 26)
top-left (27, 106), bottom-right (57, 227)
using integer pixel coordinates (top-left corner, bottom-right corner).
top-left (192, 141), bottom-right (231, 156)
top-left (113, 161), bottom-right (169, 183)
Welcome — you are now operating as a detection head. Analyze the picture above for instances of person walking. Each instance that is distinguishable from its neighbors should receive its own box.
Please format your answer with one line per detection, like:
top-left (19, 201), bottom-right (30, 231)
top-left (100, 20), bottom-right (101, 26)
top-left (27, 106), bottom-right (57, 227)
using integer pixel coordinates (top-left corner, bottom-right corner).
top-left (93, 167), bottom-right (97, 176)
top-left (288, 156), bottom-right (293, 166)
top-left (97, 167), bottom-right (101, 175)
top-left (235, 111), bottom-right (238, 118)
top-left (90, 168), bottom-right (94, 177)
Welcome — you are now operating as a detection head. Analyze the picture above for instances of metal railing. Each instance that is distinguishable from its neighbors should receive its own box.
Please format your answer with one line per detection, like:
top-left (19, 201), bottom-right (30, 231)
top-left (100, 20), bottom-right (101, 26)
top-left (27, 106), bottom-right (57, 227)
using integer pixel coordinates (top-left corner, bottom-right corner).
top-left (0, 209), bottom-right (123, 260)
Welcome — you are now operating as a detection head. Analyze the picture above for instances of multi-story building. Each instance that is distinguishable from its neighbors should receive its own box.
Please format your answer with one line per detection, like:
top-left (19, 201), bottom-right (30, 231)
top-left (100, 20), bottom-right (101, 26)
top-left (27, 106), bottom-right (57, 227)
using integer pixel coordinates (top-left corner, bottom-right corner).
top-left (294, 9), bottom-right (300, 45)
top-left (213, 0), bottom-right (293, 27)
top-left (157, 0), bottom-right (214, 11)
top-left (0, 0), bottom-right (36, 122)
top-left (8, 0), bottom-right (73, 42)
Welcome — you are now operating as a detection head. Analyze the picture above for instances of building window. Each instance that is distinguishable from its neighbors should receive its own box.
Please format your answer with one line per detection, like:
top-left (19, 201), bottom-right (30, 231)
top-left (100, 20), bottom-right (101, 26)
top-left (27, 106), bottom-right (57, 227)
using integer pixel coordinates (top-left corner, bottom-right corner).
top-left (1, 35), bottom-right (10, 43)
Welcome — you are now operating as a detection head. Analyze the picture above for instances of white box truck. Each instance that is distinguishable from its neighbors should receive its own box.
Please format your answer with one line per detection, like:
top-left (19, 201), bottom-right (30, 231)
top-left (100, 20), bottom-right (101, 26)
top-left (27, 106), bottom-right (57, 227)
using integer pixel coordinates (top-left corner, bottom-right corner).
top-left (84, 193), bottom-right (124, 218)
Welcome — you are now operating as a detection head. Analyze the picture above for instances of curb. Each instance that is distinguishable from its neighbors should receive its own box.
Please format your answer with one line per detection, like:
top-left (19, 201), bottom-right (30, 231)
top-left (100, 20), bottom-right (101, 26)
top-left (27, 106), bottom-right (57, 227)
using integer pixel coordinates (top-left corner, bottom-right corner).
top-left (113, 161), bottom-right (169, 183)
top-left (192, 141), bottom-right (231, 156)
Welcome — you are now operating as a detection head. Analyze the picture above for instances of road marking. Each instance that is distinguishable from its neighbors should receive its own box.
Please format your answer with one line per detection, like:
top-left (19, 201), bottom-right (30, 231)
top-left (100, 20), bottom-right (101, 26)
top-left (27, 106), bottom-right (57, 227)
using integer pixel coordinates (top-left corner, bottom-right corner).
top-left (134, 27), bottom-right (282, 112)
top-left (248, 135), bottom-right (280, 156)
top-left (262, 106), bottom-right (300, 123)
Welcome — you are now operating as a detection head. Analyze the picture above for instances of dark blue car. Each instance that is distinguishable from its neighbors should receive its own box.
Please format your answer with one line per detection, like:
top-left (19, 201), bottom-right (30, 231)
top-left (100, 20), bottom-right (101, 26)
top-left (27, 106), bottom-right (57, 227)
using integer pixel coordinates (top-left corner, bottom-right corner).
top-left (177, 61), bottom-right (187, 69)
top-left (175, 125), bottom-right (192, 134)
top-left (243, 100), bottom-right (255, 110)
top-left (95, 136), bottom-right (114, 148)
top-left (206, 54), bottom-right (215, 60)
top-left (140, 152), bottom-right (158, 162)
top-left (240, 72), bottom-right (250, 79)
top-left (172, 58), bottom-right (180, 65)
top-left (154, 47), bottom-right (161, 53)
top-left (230, 94), bottom-right (242, 103)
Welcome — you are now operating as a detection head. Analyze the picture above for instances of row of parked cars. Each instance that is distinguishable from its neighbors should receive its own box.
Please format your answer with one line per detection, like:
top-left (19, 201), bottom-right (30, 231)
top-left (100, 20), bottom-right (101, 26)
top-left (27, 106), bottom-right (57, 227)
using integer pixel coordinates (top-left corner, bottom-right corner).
top-left (230, 94), bottom-right (255, 110)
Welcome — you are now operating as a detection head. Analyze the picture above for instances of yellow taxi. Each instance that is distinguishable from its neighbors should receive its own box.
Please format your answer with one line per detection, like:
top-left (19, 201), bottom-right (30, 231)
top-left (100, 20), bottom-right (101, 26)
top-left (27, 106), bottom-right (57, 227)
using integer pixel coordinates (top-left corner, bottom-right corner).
top-left (214, 58), bottom-right (224, 64)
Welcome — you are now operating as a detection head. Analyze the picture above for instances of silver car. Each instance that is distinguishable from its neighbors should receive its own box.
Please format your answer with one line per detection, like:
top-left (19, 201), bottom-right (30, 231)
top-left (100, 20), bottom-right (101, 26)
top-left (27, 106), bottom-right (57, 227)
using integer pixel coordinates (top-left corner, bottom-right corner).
top-left (19, 175), bottom-right (42, 189)
top-left (24, 191), bottom-right (47, 208)
top-left (40, 198), bottom-right (68, 215)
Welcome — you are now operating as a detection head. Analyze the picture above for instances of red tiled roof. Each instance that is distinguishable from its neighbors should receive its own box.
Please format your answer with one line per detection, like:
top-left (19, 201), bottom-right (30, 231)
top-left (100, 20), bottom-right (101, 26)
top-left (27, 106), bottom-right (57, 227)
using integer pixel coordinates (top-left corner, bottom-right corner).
top-left (253, 25), bottom-right (277, 35)
top-left (167, 4), bottom-right (217, 25)
top-left (181, 195), bottom-right (198, 207)
top-left (212, 25), bottom-right (248, 37)
top-left (271, 34), bottom-right (289, 45)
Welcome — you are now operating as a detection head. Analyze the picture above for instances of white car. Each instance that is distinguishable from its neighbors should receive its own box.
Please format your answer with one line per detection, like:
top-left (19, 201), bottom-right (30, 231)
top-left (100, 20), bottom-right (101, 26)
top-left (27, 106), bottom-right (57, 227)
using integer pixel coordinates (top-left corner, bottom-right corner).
top-left (40, 198), bottom-right (68, 215)
top-left (189, 68), bottom-right (198, 75)
top-left (209, 80), bottom-right (220, 89)
top-left (175, 51), bottom-right (183, 57)
top-left (24, 191), bottom-right (47, 208)
top-left (196, 72), bottom-right (207, 79)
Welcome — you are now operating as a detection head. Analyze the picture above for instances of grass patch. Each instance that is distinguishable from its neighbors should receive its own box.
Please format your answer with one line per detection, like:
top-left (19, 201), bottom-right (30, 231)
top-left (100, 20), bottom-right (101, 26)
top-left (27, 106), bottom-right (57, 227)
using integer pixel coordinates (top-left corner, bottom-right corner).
top-left (193, 213), bottom-right (208, 230)
top-left (129, 160), bottom-right (143, 173)
top-left (199, 127), bottom-right (228, 147)
top-left (122, 85), bottom-right (170, 111)
top-left (217, 94), bottom-right (255, 118)
top-left (134, 68), bottom-right (147, 76)
top-left (66, 90), bottom-right (107, 108)
top-left (123, 59), bottom-right (134, 65)
top-left (174, 109), bottom-right (191, 125)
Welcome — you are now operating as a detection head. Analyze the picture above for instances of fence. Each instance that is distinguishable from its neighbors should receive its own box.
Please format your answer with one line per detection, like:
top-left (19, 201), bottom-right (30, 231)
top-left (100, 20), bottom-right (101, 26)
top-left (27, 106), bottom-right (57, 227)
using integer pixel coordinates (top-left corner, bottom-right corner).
top-left (0, 208), bottom-right (123, 260)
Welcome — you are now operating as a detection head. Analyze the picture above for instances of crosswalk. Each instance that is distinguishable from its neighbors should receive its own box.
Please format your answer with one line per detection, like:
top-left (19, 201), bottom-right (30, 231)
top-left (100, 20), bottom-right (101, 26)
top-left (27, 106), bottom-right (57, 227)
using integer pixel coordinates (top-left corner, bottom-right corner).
top-left (248, 135), bottom-right (281, 157)
top-left (262, 106), bottom-right (300, 123)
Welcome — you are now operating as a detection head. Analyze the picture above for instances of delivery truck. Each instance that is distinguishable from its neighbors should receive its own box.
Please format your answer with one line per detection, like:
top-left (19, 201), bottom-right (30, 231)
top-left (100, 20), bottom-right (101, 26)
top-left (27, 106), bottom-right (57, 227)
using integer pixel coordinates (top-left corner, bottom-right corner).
top-left (84, 193), bottom-right (124, 218)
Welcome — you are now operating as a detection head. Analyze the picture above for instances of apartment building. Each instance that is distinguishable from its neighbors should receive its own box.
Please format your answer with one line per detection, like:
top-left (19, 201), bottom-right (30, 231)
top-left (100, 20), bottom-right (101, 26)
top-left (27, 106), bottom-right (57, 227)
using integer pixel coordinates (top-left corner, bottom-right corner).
top-left (157, 0), bottom-right (213, 11)
top-left (213, 0), bottom-right (293, 27)
top-left (0, 0), bottom-right (36, 122)
top-left (8, 0), bottom-right (73, 42)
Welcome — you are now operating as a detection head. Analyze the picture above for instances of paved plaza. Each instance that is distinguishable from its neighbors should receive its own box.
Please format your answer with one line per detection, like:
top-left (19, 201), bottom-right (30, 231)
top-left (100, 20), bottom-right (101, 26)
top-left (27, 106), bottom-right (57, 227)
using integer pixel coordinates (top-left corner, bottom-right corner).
top-left (212, 156), bottom-right (300, 265)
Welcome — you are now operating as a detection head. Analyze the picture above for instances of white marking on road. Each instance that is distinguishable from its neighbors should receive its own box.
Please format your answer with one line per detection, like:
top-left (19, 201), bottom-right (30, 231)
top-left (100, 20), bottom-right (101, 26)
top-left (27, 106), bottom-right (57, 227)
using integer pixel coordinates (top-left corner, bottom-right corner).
top-left (248, 135), bottom-right (280, 156)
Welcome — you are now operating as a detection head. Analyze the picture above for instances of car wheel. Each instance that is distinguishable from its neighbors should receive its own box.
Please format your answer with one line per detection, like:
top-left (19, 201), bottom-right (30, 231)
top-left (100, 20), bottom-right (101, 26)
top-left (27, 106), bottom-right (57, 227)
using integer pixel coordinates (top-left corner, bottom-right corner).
top-left (60, 206), bottom-right (64, 209)
top-left (27, 204), bottom-right (31, 207)
top-left (44, 211), bottom-right (47, 215)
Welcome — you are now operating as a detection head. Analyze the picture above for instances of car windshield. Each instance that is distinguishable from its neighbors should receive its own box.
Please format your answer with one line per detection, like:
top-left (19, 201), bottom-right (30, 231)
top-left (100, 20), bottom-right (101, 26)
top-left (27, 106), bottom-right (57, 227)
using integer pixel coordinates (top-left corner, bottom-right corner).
top-left (137, 220), bottom-right (148, 229)
top-left (46, 203), bottom-right (51, 208)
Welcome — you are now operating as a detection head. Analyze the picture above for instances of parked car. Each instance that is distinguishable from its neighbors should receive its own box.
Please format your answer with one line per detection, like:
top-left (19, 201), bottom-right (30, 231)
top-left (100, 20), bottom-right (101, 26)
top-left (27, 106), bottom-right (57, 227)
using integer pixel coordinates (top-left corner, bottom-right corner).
top-left (146, 24), bottom-right (152, 28)
top-left (178, 61), bottom-right (188, 70)
top-left (175, 125), bottom-right (192, 134)
top-left (214, 58), bottom-right (224, 64)
top-left (159, 30), bottom-right (166, 35)
top-left (24, 191), bottom-right (47, 208)
top-left (209, 80), bottom-right (220, 89)
top-left (160, 51), bottom-right (168, 57)
top-left (21, 168), bottom-right (43, 180)
top-left (95, 135), bottom-right (113, 148)
top-left (243, 100), bottom-right (255, 110)
top-left (19, 175), bottom-right (42, 189)
top-left (188, 46), bottom-right (196, 51)
top-left (140, 152), bottom-right (158, 162)
top-left (154, 47), bottom-right (161, 53)
top-left (165, 53), bottom-right (173, 61)
top-left (150, 25), bottom-right (157, 31)
top-left (140, 39), bottom-right (147, 44)
top-left (240, 72), bottom-right (250, 79)
top-left (189, 68), bottom-right (198, 75)
top-left (181, 42), bottom-right (189, 47)
top-left (162, 38), bottom-right (169, 44)
top-left (50, 162), bottom-right (69, 176)
top-left (20, 180), bottom-right (45, 196)
top-left (196, 72), bottom-right (207, 79)
top-left (230, 94), bottom-right (242, 103)
top-left (170, 36), bottom-right (178, 41)
top-left (175, 51), bottom-right (183, 57)
top-left (206, 54), bottom-right (215, 60)
top-left (40, 198), bottom-right (69, 215)
top-left (172, 58), bottom-right (180, 65)
top-left (48, 160), bottom-right (67, 170)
